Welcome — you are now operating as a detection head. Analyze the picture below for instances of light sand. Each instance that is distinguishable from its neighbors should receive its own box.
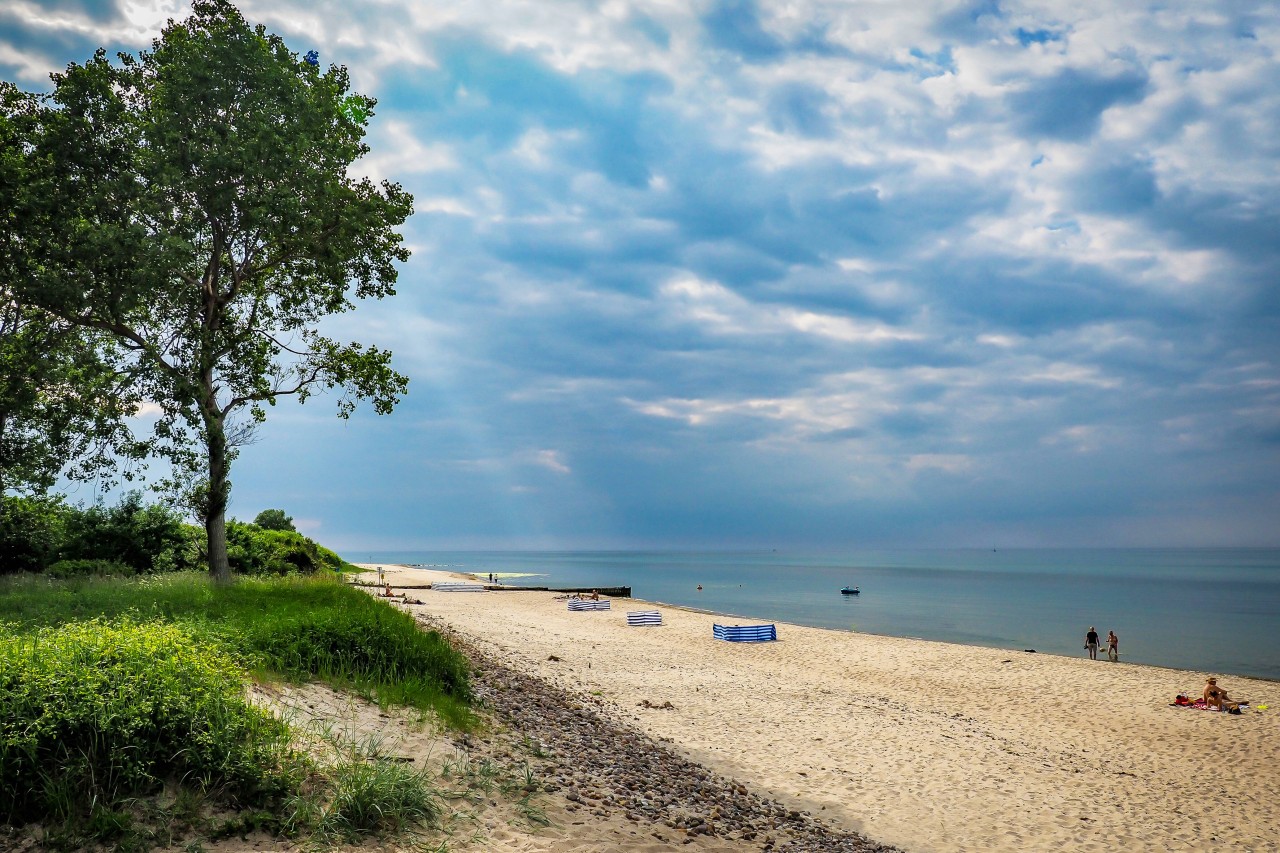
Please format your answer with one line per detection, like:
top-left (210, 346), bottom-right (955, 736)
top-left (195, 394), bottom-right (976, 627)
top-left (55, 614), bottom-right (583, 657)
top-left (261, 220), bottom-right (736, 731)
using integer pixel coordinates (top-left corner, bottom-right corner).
top-left (244, 642), bottom-right (790, 853)
top-left (365, 564), bottom-right (1279, 852)
top-left (248, 681), bottom-right (755, 853)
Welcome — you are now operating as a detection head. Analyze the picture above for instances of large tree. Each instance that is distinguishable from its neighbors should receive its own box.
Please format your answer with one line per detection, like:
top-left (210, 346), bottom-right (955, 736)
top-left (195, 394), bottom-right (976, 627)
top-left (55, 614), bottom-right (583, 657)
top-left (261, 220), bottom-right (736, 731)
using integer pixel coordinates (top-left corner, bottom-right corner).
top-left (1, 85), bottom-right (141, 497)
top-left (8, 0), bottom-right (412, 582)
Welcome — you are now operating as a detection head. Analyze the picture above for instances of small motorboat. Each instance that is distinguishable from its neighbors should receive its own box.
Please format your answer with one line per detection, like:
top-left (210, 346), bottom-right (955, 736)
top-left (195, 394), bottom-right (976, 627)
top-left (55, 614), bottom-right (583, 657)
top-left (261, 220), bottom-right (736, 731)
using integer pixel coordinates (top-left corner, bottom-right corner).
top-left (840, 586), bottom-right (860, 595)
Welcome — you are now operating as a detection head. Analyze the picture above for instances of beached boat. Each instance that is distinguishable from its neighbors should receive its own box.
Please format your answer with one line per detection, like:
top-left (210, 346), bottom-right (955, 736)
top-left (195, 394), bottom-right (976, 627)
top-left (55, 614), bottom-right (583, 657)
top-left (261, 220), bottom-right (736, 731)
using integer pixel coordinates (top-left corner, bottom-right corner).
top-left (840, 586), bottom-right (860, 595)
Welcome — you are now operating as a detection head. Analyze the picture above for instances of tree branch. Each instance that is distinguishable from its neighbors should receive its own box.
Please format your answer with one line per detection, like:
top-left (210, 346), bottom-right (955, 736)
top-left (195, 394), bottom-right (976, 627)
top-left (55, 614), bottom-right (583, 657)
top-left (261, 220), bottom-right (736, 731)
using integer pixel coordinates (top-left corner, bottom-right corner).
top-left (223, 361), bottom-right (324, 415)
top-left (65, 312), bottom-right (185, 385)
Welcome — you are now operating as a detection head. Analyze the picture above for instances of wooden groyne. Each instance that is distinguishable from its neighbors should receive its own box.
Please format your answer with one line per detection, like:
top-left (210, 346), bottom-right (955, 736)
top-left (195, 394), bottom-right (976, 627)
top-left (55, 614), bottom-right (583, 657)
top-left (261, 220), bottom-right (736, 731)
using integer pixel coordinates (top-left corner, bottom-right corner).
top-left (518, 585), bottom-right (632, 598)
top-left (349, 581), bottom-right (632, 597)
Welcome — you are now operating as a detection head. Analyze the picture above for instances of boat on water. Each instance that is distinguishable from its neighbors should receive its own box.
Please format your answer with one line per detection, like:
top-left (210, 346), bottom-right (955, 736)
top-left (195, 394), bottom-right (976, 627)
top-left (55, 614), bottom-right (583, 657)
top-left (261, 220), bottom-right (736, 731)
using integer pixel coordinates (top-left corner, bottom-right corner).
top-left (840, 586), bottom-right (860, 595)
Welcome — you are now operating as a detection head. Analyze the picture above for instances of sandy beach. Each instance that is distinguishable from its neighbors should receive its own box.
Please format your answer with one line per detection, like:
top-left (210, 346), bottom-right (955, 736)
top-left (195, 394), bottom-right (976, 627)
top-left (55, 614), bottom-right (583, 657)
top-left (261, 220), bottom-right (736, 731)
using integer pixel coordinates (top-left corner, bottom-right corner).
top-left (363, 564), bottom-right (1278, 852)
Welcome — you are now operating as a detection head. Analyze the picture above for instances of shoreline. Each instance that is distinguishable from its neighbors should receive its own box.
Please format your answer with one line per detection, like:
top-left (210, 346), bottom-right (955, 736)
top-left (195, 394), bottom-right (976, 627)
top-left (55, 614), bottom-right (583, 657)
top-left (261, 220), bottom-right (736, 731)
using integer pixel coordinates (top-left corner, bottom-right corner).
top-left (368, 563), bottom-right (1280, 683)
top-left (361, 563), bottom-right (1279, 852)
top-left (645, 596), bottom-right (1280, 685)
top-left (348, 548), bottom-right (1280, 682)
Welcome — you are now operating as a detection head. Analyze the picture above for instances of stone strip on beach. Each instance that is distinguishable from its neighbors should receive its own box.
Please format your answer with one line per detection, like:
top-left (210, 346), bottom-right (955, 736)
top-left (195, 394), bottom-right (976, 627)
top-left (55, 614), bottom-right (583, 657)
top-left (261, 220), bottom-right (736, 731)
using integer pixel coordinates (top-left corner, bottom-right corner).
top-left (427, 613), bottom-right (901, 852)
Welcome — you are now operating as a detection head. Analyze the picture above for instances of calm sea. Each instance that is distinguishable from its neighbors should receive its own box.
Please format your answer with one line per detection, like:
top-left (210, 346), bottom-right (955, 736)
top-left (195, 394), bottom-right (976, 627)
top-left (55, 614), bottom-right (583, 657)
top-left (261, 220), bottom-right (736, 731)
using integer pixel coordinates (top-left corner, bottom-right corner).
top-left (344, 549), bottom-right (1280, 681)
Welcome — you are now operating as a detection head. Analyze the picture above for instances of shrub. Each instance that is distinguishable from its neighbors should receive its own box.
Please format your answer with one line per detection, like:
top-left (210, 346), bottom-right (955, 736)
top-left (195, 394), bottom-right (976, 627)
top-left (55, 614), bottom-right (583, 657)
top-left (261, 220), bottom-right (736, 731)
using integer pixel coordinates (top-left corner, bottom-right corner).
top-left (0, 495), bottom-right (68, 574)
top-left (226, 522), bottom-right (342, 576)
top-left (0, 618), bottom-right (300, 825)
top-left (314, 541), bottom-right (345, 572)
top-left (150, 522), bottom-right (206, 573)
top-left (59, 492), bottom-right (192, 573)
top-left (45, 558), bottom-right (134, 579)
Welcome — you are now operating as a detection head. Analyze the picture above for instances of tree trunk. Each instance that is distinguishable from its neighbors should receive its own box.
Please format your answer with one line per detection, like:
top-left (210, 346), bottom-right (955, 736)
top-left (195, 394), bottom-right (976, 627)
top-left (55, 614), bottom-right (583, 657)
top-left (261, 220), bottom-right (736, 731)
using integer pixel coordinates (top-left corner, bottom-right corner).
top-left (0, 411), bottom-right (7, 498)
top-left (206, 505), bottom-right (230, 584)
top-left (204, 406), bottom-right (232, 584)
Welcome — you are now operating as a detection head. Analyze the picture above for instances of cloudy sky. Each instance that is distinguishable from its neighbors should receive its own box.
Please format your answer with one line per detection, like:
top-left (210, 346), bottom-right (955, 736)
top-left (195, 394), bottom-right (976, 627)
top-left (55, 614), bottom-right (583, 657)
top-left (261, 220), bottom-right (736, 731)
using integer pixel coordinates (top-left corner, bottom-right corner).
top-left (5, 0), bottom-right (1279, 550)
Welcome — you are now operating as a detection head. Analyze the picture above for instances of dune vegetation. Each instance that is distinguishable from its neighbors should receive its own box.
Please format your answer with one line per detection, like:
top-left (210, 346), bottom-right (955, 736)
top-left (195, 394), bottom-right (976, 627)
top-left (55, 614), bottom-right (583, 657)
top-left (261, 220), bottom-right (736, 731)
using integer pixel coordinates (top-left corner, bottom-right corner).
top-left (0, 496), bottom-right (475, 850)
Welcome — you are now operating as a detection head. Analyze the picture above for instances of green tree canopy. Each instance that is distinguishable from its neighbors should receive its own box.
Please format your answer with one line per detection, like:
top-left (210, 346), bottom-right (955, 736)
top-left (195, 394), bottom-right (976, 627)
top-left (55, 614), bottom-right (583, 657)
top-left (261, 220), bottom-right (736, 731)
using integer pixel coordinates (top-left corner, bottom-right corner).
top-left (0, 299), bottom-right (142, 496)
top-left (1, 85), bottom-right (143, 497)
top-left (252, 508), bottom-right (295, 532)
top-left (6, 0), bottom-right (412, 581)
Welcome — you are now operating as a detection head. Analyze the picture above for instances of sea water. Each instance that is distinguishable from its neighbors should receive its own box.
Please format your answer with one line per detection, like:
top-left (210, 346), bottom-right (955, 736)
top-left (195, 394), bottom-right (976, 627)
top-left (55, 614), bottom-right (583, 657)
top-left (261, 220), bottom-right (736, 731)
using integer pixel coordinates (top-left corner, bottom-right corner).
top-left (344, 548), bottom-right (1280, 681)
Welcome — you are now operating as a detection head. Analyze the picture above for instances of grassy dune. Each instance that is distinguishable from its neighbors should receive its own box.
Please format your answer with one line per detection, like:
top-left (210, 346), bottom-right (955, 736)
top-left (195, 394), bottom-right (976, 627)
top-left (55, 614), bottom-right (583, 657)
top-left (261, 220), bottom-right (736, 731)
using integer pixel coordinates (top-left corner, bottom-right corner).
top-left (0, 571), bottom-right (473, 849)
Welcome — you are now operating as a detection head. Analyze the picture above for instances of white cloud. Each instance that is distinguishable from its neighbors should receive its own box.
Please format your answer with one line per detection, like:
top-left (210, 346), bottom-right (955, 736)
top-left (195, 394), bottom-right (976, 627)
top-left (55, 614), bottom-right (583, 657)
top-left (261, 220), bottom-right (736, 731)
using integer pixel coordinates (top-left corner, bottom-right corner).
top-left (359, 120), bottom-right (456, 183)
top-left (659, 275), bottom-right (920, 345)
top-left (529, 449), bottom-right (571, 474)
top-left (1023, 362), bottom-right (1121, 389)
top-left (0, 41), bottom-right (58, 86)
top-left (415, 197), bottom-right (477, 216)
top-left (1040, 425), bottom-right (1102, 453)
top-left (780, 308), bottom-right (922, 344)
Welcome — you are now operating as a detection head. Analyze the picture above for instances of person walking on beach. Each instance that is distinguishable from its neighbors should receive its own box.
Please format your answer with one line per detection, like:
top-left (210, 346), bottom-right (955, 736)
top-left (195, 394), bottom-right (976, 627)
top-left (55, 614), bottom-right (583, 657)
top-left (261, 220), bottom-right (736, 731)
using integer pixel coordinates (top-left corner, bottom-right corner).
top-left (1106, 630), bottom-right (1119, 662)
top-left (1085, 626), bottom-right (1100, 660)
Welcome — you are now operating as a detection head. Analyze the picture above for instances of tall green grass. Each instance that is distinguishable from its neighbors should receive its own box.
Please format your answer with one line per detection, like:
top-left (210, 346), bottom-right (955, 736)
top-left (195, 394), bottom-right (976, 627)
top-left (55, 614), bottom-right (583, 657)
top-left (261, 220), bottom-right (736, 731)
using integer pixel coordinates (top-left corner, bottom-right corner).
top-left (0, 571), bottom-right (472, 726)
top-left (0, 618), bottom-right (299, 826)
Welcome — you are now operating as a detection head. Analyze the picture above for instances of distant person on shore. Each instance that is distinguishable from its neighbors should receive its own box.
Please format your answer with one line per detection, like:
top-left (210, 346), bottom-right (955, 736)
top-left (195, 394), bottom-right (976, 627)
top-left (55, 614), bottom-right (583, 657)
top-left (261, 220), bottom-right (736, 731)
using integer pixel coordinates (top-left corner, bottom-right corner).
top-left (1085, 627), bottom-right (1100, 660)
top-left (590, 589), bottom-right (600, 601)
top-left (381, 582), bottom-right (394, 597)
top-left (1107, 630), bottom-right (1119, 662)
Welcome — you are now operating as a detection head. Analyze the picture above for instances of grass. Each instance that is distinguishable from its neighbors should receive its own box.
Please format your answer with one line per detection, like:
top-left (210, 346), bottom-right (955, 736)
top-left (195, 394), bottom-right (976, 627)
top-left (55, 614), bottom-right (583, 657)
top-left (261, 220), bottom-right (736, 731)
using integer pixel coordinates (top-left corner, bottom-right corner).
top-left (0, 618), bottom-right (301, 843)
top-left (437, 748), bottom-right (550, 830)
top-left (0, 571), bottom-right (473, 726)
top-left (289, 734), bottom-right (443, 844)
top-left (0, 571), bottom-right (475, 848)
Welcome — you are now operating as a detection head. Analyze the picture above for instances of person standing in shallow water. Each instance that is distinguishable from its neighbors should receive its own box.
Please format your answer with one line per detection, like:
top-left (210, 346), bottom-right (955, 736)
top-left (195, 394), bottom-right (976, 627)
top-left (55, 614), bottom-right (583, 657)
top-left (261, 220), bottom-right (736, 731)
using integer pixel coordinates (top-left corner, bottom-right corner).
top-left (1085, 626), bottom-right (1100, 660)
top-left (1107, 630), bottom-right (1119, 662)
